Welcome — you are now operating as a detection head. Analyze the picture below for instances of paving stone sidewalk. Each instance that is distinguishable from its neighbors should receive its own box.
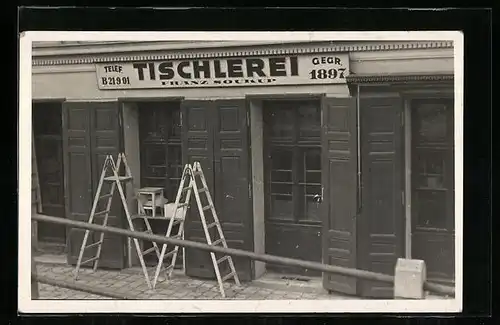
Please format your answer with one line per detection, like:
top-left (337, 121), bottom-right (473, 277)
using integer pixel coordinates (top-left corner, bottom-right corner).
top-left (35, 264), bottom-right (349, 300)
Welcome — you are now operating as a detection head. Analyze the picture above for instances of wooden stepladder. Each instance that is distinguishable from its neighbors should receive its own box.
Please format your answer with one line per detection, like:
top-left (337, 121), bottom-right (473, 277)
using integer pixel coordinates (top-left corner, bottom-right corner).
top-left (73, 153), bottom-right (161, 289)
top-left (151, 162), bottom-right (240, 298)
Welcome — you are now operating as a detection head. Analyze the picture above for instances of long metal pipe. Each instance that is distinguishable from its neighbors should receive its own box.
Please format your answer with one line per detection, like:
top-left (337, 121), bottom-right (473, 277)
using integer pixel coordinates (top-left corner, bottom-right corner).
top-left (32, 214), bottom-right (455, 296)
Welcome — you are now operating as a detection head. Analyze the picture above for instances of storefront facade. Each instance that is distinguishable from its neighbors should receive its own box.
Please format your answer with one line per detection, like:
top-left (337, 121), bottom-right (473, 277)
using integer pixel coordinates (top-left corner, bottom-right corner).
top-left (31, 40), bottom-right (455, 297)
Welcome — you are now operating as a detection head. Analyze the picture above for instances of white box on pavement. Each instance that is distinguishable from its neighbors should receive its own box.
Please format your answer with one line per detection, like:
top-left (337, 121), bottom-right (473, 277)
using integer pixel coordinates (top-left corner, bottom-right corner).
top-left (394, 258), bottom-right (427, 299)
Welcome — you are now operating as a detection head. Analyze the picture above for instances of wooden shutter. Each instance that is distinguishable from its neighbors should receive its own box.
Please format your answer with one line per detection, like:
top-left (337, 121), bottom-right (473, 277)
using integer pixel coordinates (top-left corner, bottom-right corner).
top-left (213, 99), bottom-right (253, 281)
top-left (181, 100), bottom-right (217, 279)
top-left (359, 97), bottom-right (404, 298)
top-left (62, 102), bottom-right (93, 265)
top-left (89, 102), bottom-right (125, 269)
top-left (64, 102), bottom-right (125, 269)
top-left (321, 97), bottom-right (358, 295)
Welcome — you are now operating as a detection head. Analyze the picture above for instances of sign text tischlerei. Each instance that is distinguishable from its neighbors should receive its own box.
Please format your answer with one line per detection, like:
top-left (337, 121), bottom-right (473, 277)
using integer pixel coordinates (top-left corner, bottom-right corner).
top-left (96, 53), bottom-right (349, 89)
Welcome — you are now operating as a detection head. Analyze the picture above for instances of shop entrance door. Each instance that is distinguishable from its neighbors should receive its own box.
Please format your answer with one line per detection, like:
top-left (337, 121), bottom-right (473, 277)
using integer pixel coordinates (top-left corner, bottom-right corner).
top-left (138, 101), bottom-right (183, 266)
top-left (181, 99), bottom-right (253, 281)
top-left (63, 102), bottom-right (126, 269)
top-left (411, 98), bottom-right (455, 284)
top-left (33, 102), bottom-right (66, 246)
top-left (263, 99), bottom-right (323, 276)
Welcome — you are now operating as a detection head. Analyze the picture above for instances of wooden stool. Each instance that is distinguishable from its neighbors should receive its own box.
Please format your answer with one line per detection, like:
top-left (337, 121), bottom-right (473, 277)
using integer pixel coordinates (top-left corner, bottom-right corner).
top-left (137, 187), bottom-right (167, 218)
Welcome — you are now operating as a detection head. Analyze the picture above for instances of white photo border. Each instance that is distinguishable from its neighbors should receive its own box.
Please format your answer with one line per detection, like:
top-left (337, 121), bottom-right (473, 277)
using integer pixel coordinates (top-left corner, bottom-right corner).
top-left (19, 31), bottom-right (464, 314)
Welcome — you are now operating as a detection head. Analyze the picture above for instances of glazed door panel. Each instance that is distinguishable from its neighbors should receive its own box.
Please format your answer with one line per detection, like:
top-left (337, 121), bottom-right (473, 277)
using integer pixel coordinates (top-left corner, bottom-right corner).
top-left (138, 102), bottom-right (183, 266)
top-left (263, 100), bottom-right (323, 276)
top-left (321, 97), bottom-right (358, 295)
top-left (411, 98), bottom-right (455, 284)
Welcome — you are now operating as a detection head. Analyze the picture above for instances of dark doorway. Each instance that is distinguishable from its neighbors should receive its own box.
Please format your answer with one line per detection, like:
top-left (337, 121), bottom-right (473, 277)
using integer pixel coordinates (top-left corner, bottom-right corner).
top-left (138, 101), bottom-right (183, 266)
top-left (263, 99), bottom-right (322, 276)
top-left (411, 98), bottom-right (455, 285)
top-left (32, 102), bottom-right (66, 245)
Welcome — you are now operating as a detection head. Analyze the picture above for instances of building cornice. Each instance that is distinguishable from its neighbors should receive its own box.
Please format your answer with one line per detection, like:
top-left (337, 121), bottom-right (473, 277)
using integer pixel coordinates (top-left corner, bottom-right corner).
top-left (32, 41), bottom-right (453, 66)
top-left (346, 73), bottom-right (454, 83)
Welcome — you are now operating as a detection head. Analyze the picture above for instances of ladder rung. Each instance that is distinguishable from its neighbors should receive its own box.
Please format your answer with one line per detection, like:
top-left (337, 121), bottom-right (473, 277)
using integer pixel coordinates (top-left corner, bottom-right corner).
top-left (141, 247), bottom-right (156, 256)
top-left (165, 264), bottom-right (175, 271)
top-left (171, 234), bottom-right (182, 240)
top-left (104, 176), bottom-right (133, 182)
top-left (93, 210), bottom-right (110, 217)
top-left (177, 202), bottom-right (189, 208)
top-left (182, 186), bottom-right (192, 192)
top-left (212, 238), bottom-right (224, 246)
top-left (202, 205), bottom-right (212, 211)
top-left (198, 187), bottom-right (208, 193)
top-left (85, 240), bottom-right (103, 249)
top-left (207, 222), bottom-right (218, 229)
top-left (164, 249), bottom-right (178, 259)
top-left (81, 256), bottom-right (99, 265)
top-left (98, 194), bottom-right (113, 200)
top-left (221, 272), bottom-right (236, 282)
top-left (216, 256), bottom-right (230, 264)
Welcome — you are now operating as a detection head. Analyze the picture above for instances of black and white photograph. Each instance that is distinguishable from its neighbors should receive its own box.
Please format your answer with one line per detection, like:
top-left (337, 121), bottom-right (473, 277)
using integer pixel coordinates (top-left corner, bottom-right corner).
top-left (19, 31), bottom-right (463, 313)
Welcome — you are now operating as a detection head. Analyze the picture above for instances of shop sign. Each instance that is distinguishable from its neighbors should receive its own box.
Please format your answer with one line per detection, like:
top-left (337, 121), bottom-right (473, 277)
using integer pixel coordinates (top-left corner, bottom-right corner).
top-left (96, 53), bottom-right (349, 90)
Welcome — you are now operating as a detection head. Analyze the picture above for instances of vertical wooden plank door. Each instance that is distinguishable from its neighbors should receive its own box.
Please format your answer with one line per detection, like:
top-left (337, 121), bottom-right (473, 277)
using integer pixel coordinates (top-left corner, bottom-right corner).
top-left (359, 96), bottom-right (404, 298)
top-left (213, 99), bottom-right (253, 281)
top-left (182, 99), bottom-right (253, 281)
top-left (182, 100), bottom-right (217, 279)
top-left (321, 97), bottom-right (358, 295)
top-left (63, 102), bottom-right (125, 269)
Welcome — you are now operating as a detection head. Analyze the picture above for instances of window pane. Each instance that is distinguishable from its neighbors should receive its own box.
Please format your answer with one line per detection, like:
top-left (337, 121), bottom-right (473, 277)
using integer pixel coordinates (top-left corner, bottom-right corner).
top-left (270, 195), bottom-right (294, 220)
top-left (306, 171), bottom-right (321, 184)
top-left (414, 190), bottom-right (447, 229)
top-left (298, 185), bottom-right (321, 222)
top-left (271, 183), bottom-right (293, 195)
top-left (305, 148), bottom-right (321, 171)
top-left (268, 109), bottom-right (294, 138)
top-left (305, 201), bottom-right (321, 222)
top-left (270, 148), bottom-right (293, 170)
top-left (414, 103), bottom-right (448, 142)
top-left (415, 149), bottom-right (447, 189)
top-left (169, 109), bottom-right (182, 139)
top-left (271, 170), bottom-right (292, 183)
top-left (298, 104), bottom-right (321, 139)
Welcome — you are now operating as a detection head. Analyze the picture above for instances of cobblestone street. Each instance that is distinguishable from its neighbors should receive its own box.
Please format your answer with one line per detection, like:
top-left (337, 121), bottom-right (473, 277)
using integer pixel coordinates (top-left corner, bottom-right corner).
top-left (35, 263), bottom-right (351, 300)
